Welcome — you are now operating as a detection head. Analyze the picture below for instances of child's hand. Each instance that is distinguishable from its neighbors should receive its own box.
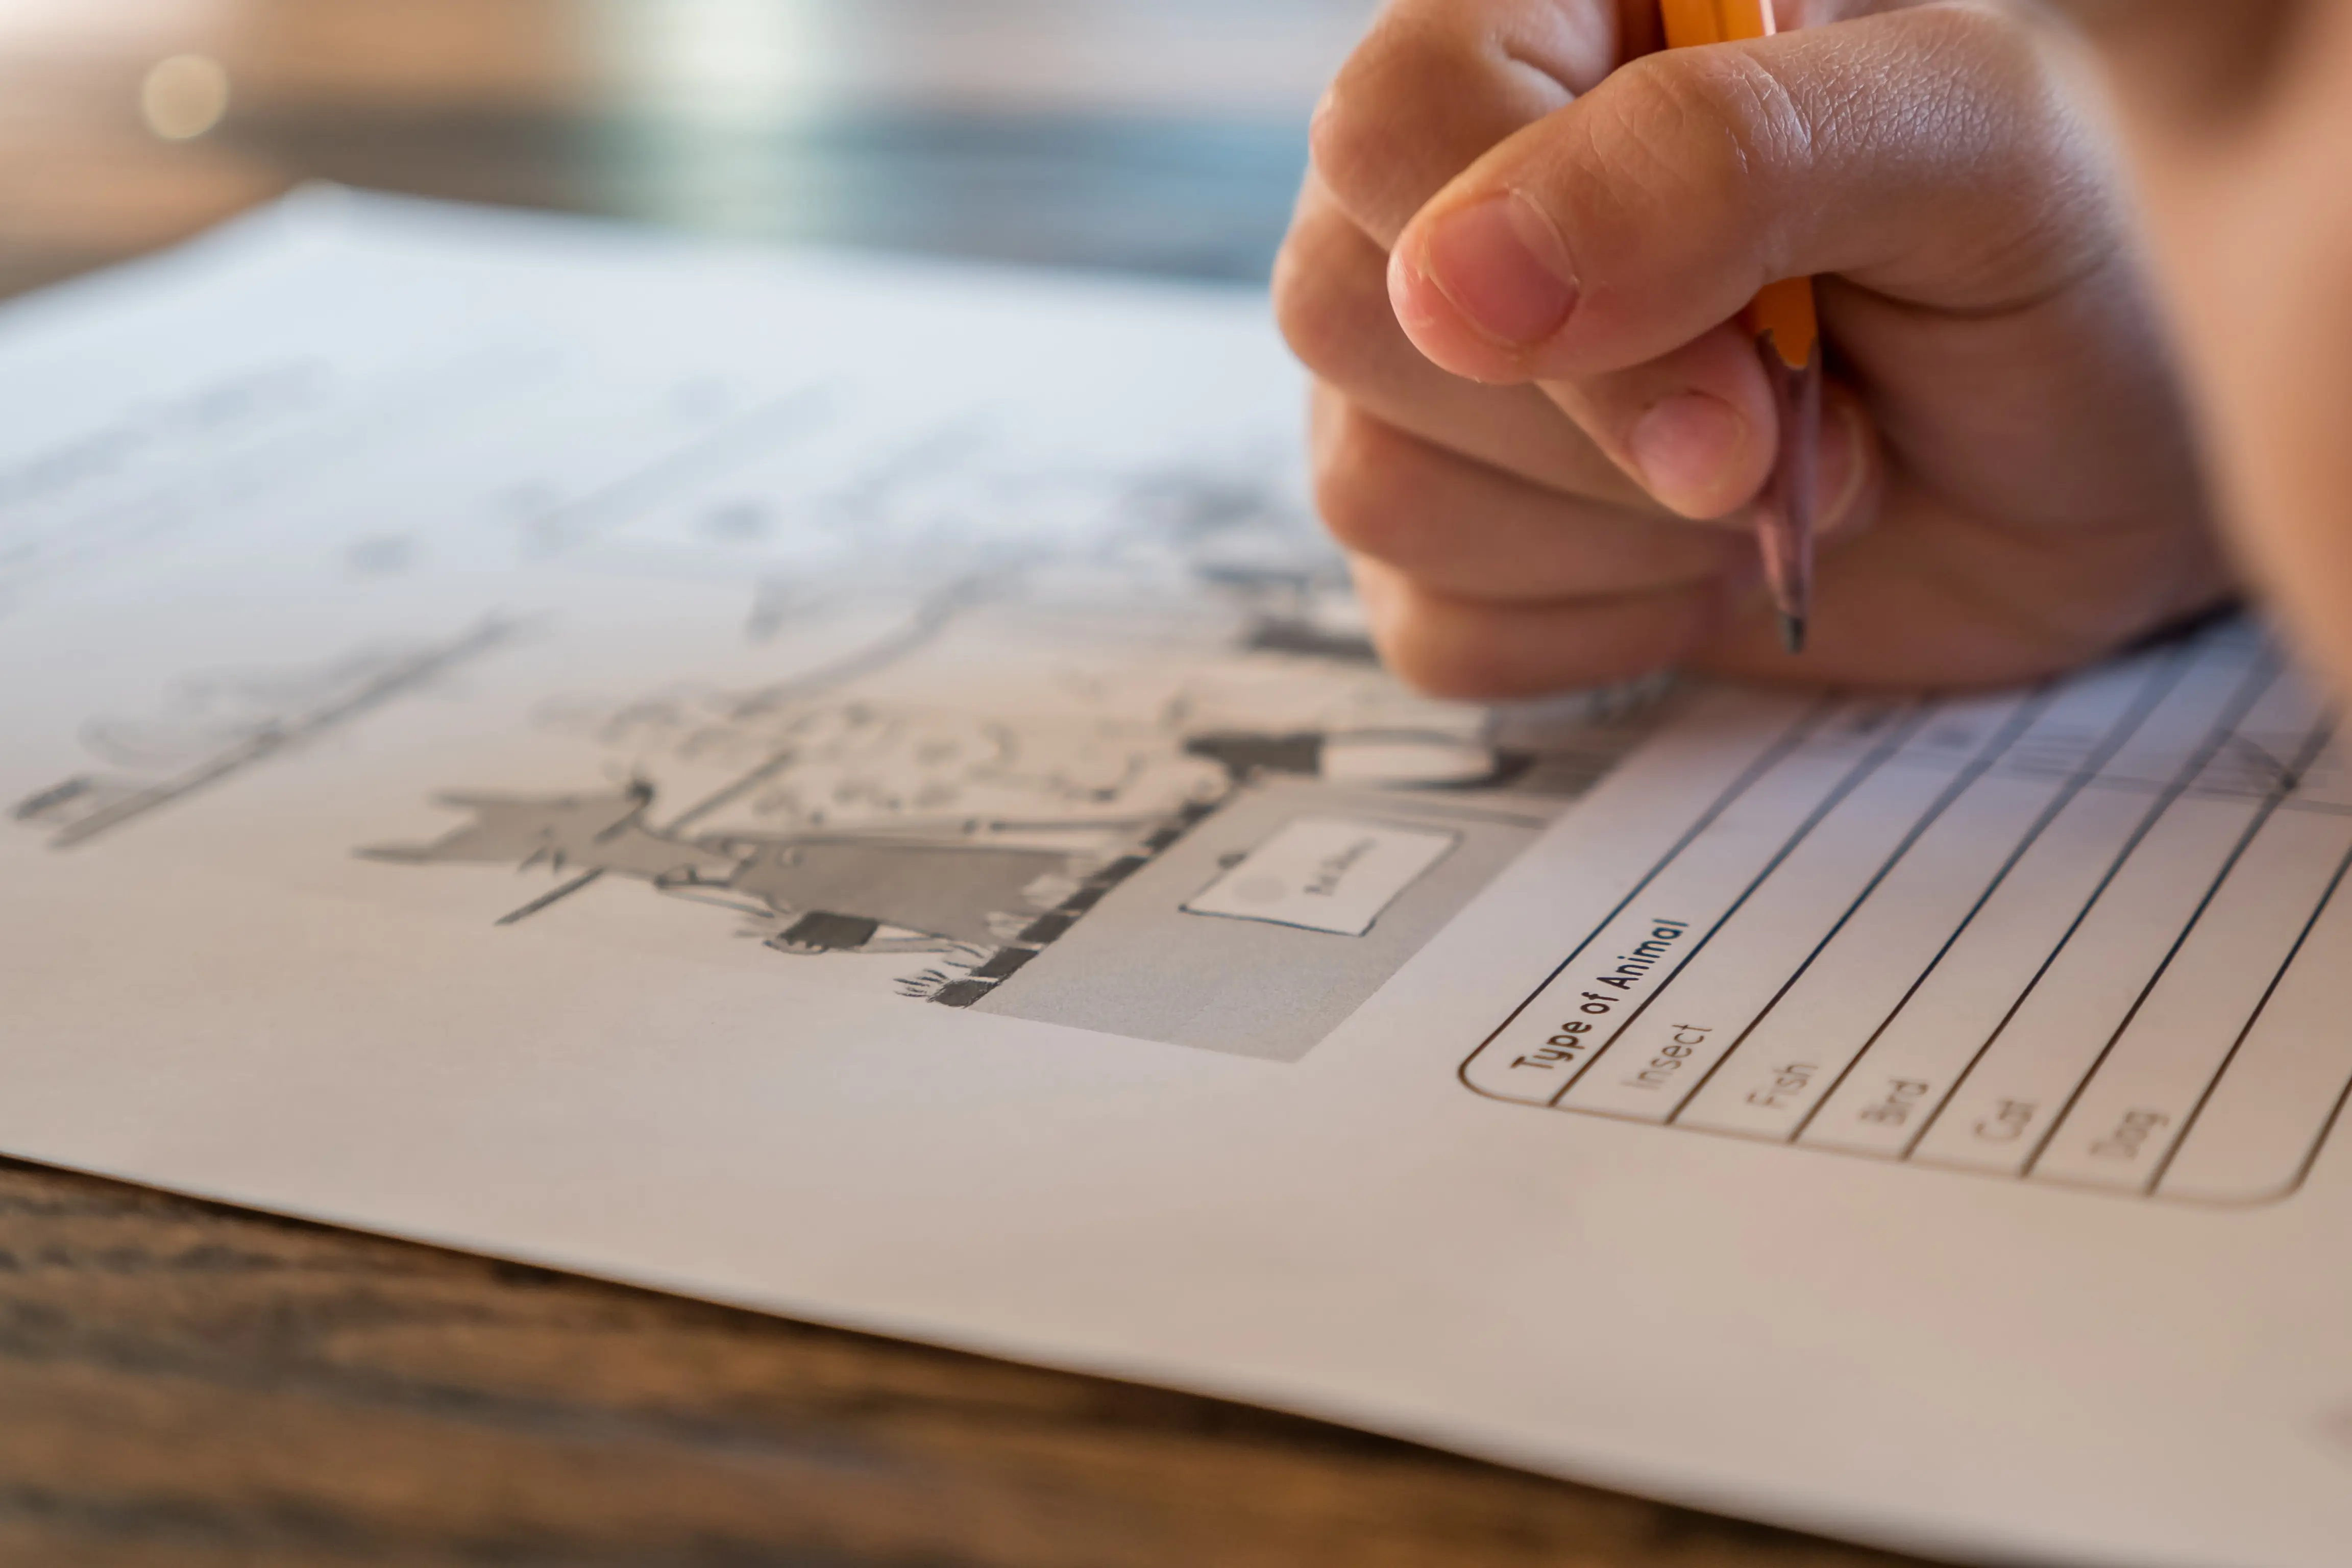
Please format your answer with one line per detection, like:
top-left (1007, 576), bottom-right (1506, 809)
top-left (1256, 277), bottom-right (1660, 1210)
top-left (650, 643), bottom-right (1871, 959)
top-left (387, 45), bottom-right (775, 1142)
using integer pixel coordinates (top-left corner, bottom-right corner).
top-left (2047, 1), bottom-right (2352, 697)
top-left (1275, 0), bottom-right (2234, 696)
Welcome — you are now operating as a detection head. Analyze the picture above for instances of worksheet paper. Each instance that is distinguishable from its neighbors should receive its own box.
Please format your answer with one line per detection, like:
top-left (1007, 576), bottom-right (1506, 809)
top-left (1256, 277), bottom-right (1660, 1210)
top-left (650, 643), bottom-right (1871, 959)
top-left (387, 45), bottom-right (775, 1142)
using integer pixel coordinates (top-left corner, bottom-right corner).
top-left (3, 192), bottom-right (2347, 1568)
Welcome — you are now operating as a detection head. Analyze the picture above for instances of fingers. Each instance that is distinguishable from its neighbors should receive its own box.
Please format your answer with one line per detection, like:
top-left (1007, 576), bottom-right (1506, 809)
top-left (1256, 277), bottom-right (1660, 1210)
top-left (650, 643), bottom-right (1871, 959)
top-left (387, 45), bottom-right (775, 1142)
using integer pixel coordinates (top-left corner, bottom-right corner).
top-left (1309, 0), bottom-right (1638, 247)
top-left (1309, 389), bottom-right (1746, 600)
top-left (1692, 468), bottom-right (2238, 689)
top-left (1353, 554), bottom-right (1729, 700)
top-left (1310, 381), bottom-right (1889, 698)
top-left (1282, 176), bottom-right (1845, 523)
top-left (1275, 177), bottom-right (1654, 507)
top-left (1537, 325), bottom-right (1781, 518)
top-left (1288, 0), bottom-right (1929, 694)
top-left (1309, 0), bottom-right (1912, 247)
top-left (1388, 4), bottom-right (2126, 384)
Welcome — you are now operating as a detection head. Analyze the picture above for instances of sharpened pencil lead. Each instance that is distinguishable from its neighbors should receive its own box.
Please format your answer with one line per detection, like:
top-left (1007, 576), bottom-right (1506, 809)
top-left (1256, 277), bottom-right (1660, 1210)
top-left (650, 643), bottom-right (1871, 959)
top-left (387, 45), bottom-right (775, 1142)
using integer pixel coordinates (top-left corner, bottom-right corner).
top-left (1780, 611), bottom-right (1807, 655)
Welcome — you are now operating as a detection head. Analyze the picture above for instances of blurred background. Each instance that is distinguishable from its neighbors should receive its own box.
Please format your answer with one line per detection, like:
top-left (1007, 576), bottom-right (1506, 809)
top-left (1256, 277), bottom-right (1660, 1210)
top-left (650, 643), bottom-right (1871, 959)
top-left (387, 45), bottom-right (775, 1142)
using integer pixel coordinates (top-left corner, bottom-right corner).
top-left (0, 0), bottom-right (1384, 299)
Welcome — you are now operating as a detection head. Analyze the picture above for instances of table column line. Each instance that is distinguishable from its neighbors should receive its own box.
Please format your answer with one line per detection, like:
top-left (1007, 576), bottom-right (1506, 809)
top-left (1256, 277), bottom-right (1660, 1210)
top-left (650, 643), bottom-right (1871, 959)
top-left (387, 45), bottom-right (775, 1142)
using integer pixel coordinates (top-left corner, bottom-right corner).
top-left (1455, 695), bottom-right (1837, 1102)
top-left (1776, 648), bottom-right (2200, 1148)
top-left (2270, 1059), bottom-right (2352, 1202)
top-left (2013, 707), bottom-right (2332, 1180)
top-left (1549, 705), bottom-right (1932, 1108)
top-left (2146, 827), bottom-right (2352, 1195)
top-left (1662, 692), bottom-right (2057, 1131)
top-left (1901, 649), bottom-right (2283, 1162)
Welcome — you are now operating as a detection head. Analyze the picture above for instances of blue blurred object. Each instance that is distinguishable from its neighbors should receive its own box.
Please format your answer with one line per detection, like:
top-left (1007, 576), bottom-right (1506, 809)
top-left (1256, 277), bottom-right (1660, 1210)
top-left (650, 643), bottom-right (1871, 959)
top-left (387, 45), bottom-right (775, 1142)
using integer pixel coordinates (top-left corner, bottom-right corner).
top-left (586, 107), bottom-right (1313, 281)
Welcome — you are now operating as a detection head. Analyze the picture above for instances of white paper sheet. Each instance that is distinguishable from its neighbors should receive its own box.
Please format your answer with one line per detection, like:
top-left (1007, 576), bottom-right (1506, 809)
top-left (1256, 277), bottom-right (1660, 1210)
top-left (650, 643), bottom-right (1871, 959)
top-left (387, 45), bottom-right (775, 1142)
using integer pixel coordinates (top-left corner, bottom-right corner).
top-left (3, 192), bottom-right (2347, 1568)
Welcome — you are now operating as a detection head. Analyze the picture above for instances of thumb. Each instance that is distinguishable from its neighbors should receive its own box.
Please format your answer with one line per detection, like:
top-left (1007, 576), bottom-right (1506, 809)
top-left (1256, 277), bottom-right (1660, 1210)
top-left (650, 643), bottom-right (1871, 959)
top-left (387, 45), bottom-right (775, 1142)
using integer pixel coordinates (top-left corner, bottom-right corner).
top-left (1386, 4), bottom-right (2119, 384)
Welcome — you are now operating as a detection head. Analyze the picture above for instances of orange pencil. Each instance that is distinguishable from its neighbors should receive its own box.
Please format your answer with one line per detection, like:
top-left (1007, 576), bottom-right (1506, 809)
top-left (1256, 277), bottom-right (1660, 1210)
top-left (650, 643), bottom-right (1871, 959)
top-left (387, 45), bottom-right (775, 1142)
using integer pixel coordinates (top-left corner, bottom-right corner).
top-left (1658, 0), bottom-right (1821, 653)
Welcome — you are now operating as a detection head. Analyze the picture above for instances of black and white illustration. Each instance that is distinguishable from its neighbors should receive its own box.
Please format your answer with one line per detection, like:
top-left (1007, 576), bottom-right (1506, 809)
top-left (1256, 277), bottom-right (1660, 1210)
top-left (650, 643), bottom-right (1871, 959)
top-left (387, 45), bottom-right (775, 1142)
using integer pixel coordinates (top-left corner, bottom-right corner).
top-left (355, 451), bottom-right (1666, 1060)
top-left (5, 271), bottom-right (1665, 1062)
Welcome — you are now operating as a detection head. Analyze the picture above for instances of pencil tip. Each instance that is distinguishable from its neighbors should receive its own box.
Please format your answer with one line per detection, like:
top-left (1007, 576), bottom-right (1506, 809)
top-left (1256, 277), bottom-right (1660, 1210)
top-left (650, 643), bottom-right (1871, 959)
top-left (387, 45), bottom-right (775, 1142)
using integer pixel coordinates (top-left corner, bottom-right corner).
top-left (1779, 612), bottom-right (1808, 655)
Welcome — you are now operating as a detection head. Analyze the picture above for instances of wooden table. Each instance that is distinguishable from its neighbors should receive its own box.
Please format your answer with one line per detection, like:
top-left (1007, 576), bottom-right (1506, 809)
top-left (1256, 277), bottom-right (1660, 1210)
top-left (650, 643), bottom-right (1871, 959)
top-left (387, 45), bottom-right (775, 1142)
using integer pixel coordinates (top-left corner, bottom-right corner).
top-left (0, 5), bottom-right (1948, 1562)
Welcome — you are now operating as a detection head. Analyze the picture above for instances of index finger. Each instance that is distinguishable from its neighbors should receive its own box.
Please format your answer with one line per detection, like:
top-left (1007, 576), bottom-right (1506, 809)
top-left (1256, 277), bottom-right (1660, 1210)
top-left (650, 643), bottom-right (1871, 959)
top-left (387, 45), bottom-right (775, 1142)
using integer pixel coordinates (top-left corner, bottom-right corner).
top-left (1386, 4), bottom-right (2125, 383)
top-left (1309, 0), bottom-right (1651, 248)
top-left (1309, 0), bottom-right (1911, 250)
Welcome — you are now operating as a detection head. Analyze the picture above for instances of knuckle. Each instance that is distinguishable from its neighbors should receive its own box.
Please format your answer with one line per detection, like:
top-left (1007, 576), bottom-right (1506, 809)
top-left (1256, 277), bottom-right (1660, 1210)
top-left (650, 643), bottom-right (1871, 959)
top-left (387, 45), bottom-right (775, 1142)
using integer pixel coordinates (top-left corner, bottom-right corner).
top-left (1595, 50), bottom-right (1810, 240)
top-left (1914, 1), bottom-right (2035, 80)
top-left (1271, 207), bottom-right (1389, 384)
top-left (1353, 572), bottom-right (1511, 702)
top-left (1378, 594), bottom-right (1695, 702)
top-left (1313, 2), bottom-right (1552, 229)
top-left (1379, 612), bottom-right (1520, 703)
top-left (1306, 84), bottom-right (1385, 218)
top-left (1271, 232), bottom-right (1349, 379)
top-left (1916, 5), bottom-right (2127, 287)
top-left (1307, 12), bottom-right (1445, 217)
top-left (1311, 411), bottom-right (1428, 564)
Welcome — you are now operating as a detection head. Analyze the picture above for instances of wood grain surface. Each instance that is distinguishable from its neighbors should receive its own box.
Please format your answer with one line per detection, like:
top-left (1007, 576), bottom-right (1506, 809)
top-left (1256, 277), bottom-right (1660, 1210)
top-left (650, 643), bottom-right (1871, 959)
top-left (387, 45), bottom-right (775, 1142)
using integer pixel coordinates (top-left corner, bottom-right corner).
top-left (0, 4), bottom-right (1957, 1562)
top-left (0, 1158), bottom-right (1942, 1567)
